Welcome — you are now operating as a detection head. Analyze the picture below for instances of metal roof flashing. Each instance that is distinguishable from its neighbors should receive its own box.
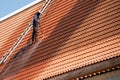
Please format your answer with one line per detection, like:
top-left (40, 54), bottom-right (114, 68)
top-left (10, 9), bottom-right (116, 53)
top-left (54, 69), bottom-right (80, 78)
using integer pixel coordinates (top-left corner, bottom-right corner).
top-left (0, 0), bottom-right (43, 22)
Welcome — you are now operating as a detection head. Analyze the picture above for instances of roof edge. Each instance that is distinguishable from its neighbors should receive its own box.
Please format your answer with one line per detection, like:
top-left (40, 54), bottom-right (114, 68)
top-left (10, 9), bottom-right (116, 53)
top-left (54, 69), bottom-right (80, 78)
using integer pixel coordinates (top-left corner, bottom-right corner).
top-left (0, 0), bottom-right (43, 22)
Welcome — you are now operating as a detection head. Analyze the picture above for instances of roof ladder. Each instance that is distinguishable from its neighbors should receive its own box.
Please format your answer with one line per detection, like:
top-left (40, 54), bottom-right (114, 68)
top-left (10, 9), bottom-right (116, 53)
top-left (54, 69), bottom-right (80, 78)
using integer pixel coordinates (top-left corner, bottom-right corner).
top-left (0, 0), bottom-right (52, 65)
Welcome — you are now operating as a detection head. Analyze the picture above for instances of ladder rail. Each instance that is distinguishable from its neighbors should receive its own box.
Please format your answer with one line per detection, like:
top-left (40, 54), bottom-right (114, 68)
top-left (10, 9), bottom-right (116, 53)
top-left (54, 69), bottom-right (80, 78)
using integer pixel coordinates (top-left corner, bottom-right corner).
top-left (3, 25), bottom-right (32, 63)
top-left (0, 23), bottom-right (32, 64)
top-left (0, 0), bottom-right (52, 65)
top-left (39, 0), bottom-right (51, 13)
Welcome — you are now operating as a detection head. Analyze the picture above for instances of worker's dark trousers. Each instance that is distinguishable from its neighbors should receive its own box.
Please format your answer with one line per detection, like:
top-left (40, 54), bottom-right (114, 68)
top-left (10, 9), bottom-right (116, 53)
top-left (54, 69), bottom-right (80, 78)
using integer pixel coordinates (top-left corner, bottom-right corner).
top-left (32, 27), bottom-right (38, 42)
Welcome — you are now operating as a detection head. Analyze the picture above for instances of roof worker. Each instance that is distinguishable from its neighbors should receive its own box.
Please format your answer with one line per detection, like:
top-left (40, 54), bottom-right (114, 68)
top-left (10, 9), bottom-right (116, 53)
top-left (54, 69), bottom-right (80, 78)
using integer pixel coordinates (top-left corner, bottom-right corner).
top-left (31, 12), bottom-right (41, 44)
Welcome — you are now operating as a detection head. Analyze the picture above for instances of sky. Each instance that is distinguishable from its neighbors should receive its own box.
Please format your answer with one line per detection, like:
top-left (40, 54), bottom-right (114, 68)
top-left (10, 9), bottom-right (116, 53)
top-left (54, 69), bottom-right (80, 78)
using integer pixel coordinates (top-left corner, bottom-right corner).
top-left (0, 0), bottom-right (35, 18)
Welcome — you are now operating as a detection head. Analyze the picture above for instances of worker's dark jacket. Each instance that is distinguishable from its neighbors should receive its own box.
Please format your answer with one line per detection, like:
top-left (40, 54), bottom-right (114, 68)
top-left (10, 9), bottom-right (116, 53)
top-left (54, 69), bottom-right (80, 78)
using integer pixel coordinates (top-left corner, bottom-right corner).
top-left (33, 12), bottom-right (41, 27)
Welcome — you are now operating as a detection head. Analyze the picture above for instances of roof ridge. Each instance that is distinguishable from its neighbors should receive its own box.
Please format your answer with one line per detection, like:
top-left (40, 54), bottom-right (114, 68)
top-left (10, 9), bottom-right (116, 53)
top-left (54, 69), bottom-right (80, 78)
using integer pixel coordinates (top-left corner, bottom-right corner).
top-left (0, 0), bottom-right (43, 22)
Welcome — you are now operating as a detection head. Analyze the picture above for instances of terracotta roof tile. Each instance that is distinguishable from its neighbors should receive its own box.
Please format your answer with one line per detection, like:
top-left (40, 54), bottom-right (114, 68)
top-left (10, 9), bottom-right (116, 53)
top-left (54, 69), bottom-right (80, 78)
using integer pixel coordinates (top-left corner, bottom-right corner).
top-left (0, 0), bottom-right (120, 80)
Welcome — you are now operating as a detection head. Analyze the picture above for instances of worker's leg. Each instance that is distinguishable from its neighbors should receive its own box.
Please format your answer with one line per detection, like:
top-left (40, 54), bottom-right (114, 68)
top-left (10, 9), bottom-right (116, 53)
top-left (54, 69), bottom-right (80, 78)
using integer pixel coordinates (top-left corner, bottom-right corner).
top-left (32, 21), bottom-right (38, 43)
top-left (34, 27), bottom-right (38, 42)
top-left (32, 27), bottom-right (36, 43)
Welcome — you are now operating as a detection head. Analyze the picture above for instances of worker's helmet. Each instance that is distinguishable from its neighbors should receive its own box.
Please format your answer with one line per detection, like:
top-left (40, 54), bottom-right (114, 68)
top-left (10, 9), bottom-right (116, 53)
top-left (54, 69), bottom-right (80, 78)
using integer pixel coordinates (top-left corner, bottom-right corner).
top-left (36, 12), bottom-right (41, 16)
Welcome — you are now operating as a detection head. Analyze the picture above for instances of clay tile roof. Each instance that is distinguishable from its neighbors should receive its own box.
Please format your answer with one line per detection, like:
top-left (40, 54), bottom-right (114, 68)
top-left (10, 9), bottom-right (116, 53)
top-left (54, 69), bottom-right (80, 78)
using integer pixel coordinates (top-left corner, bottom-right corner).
top-left (0, 0), bottom-right (120, 80)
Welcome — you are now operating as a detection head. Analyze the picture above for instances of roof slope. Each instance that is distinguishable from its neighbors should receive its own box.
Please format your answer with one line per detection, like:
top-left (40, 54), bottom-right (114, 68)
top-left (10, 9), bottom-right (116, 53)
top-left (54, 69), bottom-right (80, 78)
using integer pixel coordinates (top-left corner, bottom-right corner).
top-left (0, 0), bottom-right (44, 73)
top-left (0, 1), bottom-right (44, 57)
top-left (0, 0), bottom-right (120, 80)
